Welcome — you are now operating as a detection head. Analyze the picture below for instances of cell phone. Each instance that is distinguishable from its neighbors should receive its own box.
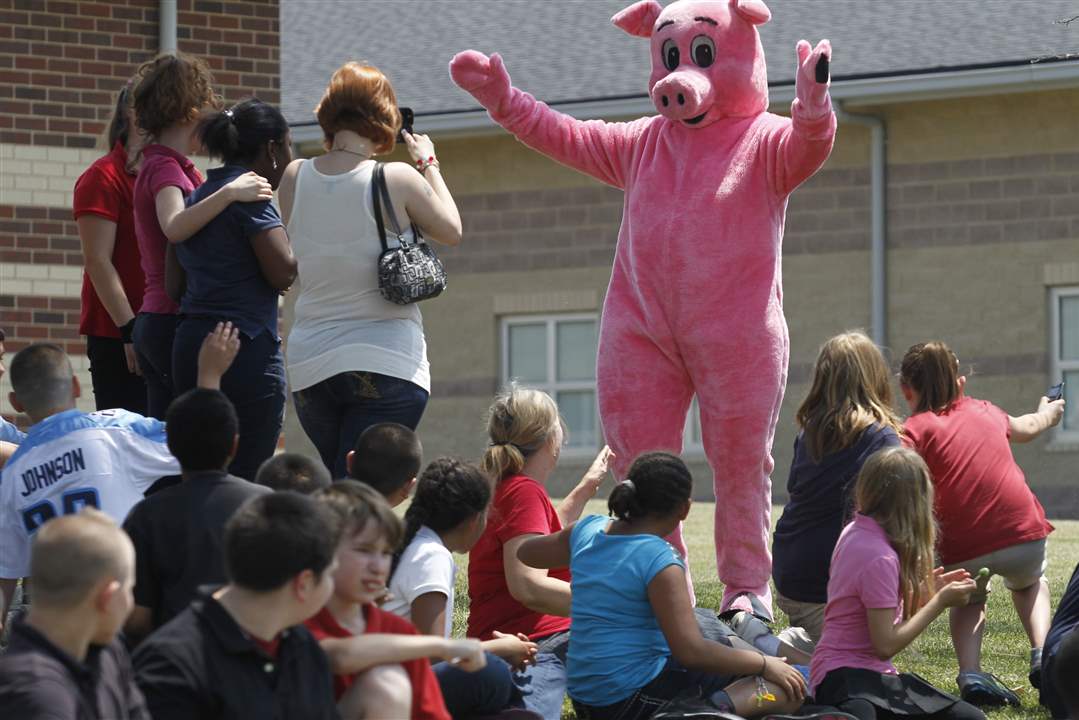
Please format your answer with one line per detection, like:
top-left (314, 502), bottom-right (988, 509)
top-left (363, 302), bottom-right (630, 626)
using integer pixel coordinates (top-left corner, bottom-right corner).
top-left (397, 107), bottom-right (414, 142)
top-left (815, 55), bottom-right (830, 84)
top-left (1047, 382), bottom-right (1064, 402)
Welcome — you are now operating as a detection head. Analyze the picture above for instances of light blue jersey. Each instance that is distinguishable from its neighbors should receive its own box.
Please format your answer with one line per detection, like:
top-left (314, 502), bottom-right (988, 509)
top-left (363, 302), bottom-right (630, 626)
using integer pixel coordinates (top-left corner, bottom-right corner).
top-left (566, 514), bottom-right (686, 706)
top-left (0, 408), bottom-right (179, 578)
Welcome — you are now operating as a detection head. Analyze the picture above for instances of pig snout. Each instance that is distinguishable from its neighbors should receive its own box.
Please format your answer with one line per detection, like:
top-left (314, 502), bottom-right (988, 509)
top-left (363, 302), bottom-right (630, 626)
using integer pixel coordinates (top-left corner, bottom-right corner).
top-left (651, 72), bottom-right (714, 124)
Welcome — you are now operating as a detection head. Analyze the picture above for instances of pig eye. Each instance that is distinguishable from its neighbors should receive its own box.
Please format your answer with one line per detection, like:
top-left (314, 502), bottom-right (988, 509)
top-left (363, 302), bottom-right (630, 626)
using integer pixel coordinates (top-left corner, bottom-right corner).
top-left (661, 39), bottom-right (680, 71)
top-left (691, 35), bottom-right (715, 68)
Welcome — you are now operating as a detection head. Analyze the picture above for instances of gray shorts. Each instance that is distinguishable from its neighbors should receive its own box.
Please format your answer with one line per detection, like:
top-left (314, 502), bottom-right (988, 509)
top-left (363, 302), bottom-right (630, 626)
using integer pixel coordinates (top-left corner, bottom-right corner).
top-left (944, 537), bottom-right (1047, 604)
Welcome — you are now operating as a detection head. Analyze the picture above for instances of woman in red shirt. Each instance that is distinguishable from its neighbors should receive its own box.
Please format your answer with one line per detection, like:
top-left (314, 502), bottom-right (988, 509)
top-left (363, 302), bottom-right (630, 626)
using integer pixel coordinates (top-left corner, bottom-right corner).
top-left (73, 81), bottom-right (148, 414)
top-left (470, 385), bottom-right (612, 720)
top-left (900, 341), bottom-right (1064, 707)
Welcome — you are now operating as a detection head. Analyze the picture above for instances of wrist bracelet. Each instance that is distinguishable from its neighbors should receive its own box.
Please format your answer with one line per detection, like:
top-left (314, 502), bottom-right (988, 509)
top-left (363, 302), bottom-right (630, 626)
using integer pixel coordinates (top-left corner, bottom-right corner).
top-left (415, 155), bottom-right (439, 173)
top-left (119, 318), bottom-right (136, 344)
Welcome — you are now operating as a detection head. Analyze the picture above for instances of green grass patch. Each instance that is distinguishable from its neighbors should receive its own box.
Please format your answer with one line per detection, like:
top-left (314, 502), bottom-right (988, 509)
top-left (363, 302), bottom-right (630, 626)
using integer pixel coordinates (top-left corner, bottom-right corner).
top-left (447, 501), bottom-right (1075, 719)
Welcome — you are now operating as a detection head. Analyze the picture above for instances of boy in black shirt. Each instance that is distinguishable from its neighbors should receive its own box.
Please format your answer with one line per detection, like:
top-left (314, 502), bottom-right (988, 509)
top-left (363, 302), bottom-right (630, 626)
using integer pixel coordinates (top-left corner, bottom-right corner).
top-left (123, 388), bottom-right (269, 643)
top-left (133, 492), bottom-right (343, 720)
top-left (1041, 561), bottom-right (1079, 718)
top-left (0, 509), bottom-right (149, 719)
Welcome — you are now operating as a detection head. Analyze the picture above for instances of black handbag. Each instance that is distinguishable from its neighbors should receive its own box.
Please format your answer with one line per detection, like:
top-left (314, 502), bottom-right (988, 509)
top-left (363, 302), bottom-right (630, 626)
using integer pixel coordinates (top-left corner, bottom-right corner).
top-left (371, 162), bottom-right (447, 305)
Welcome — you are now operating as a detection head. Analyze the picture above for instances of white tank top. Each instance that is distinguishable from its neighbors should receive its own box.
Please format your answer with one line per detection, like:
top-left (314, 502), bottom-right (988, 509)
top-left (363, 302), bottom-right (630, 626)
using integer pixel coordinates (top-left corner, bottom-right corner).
top-left (285, 159), bottom-right (430, 392)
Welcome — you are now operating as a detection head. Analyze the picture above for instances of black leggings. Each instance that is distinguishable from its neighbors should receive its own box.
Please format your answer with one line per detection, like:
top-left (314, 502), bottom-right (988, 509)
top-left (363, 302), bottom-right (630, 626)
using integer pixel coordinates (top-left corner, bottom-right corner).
top-left (837, 698), bottom-right (985, 720)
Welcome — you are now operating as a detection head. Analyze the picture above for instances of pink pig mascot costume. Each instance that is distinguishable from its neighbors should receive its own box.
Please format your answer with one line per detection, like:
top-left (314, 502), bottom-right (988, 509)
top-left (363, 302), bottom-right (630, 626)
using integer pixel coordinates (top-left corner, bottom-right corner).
top-left (451, 0), bottom-right (835, 618)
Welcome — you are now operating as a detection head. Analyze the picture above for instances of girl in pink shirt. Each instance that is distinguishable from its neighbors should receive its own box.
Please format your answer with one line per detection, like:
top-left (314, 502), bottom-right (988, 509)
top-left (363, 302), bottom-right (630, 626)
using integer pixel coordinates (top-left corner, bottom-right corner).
top-left (130, 53), bottom-right (272, 418)
top-left (810, 448), bottom-right (983, 720)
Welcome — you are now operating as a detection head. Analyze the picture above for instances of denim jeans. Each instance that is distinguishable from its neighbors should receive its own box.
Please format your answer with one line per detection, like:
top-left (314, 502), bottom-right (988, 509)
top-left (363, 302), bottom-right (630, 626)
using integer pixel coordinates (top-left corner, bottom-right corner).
top-left (133, 312), bottom-right (179, 420)
top-left (571, 656), bottom-right (733, 720)
top-left (292, 371), bottom-right (428, 478)
top-left (512, 630), bottom-right (570, 720)
top-left (85, 335), bottom-right (147, 415)
top-left (433, 651), bottom-right (523, 717)
top-left (171, 317), bottom-right (286, 481)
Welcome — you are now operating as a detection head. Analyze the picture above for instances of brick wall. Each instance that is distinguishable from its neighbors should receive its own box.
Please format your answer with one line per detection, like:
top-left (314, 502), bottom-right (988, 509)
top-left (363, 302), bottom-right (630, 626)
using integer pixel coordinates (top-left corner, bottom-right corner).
top-left (435, 151), bottom-right (1079, 274)
top-left (0, 0), bottom-right (280, 426)
top-left (0, 0), bottom-right (279, 150)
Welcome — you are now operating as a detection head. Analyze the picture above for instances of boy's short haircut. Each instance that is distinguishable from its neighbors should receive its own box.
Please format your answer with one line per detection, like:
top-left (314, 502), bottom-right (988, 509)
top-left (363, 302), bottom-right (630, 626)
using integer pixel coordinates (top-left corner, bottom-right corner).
top-left (255, 453), bottom-right (332, 494)
top-left (1055, 629), bottom-right (1079, 715)
top-left (166, 388), bottom-right (238, 472)
top-left (9, 343), bottom-right (73, 416)
top-left (29, 508), bottom-right (131, 609)
top-left (314, 480), bottom-right (403, 549)
top-left (348, 422), bottom-right (422, 498)
top-left (223, 492), bottom-right (342, 592)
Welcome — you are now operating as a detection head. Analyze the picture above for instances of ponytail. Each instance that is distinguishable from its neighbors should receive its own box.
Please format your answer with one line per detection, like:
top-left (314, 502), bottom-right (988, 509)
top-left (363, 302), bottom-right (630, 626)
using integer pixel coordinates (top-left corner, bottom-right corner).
top-left (390, 457), bottom-right (492, 580)
top-left (104, 81), bottom-right (134, 150)
top-left (608, 452), bottom-right (692, 522)
top-left (481, 385), bottom-right (564, 483)
top-left (899, 341), bottom-right (961, 414)
top-left (198, 97), bottom-right (289, 166)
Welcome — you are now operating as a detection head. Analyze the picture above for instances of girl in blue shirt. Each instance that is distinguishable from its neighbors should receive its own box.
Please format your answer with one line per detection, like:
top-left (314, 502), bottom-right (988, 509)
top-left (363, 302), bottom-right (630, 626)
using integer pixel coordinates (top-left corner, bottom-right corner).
top-left (166, 99), bottom-right (297, 479)
top-left (518, 452), bottom-right (806, 720)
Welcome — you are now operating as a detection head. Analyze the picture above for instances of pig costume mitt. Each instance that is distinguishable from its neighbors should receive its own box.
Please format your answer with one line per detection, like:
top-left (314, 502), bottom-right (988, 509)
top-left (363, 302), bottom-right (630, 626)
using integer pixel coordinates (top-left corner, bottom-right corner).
top-left (450, 0), bottom-right (835, 618)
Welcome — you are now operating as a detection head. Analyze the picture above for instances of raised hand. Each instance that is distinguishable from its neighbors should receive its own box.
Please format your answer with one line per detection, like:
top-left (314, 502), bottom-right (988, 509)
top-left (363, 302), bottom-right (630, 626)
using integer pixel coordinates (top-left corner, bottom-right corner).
top-left (795, 39), bottom-right (832, 113)
top-left (196, 321), bottom-right (241, 390)
top-left (225, 171), bottom-right (273, 203)
top-left (449, 51), bottom-right (514, 113)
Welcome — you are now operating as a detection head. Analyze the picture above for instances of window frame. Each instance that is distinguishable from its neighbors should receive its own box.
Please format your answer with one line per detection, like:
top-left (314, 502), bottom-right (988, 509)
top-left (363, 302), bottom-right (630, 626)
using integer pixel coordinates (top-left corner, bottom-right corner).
top-left (500, 313), bottom-right (601, 459)
top-left (1049, 285), bottom-right (1079, 444)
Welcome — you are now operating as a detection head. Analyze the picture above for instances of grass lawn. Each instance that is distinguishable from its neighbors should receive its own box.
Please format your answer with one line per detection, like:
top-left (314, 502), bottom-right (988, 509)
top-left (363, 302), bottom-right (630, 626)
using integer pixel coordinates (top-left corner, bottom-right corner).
top-left (448, 501), bottom-right (1078, 719)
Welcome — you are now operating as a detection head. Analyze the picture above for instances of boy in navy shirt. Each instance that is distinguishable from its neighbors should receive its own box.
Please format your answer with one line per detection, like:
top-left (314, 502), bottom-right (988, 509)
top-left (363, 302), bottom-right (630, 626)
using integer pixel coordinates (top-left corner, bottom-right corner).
top-left (0, 509), bottom-right (149, 719)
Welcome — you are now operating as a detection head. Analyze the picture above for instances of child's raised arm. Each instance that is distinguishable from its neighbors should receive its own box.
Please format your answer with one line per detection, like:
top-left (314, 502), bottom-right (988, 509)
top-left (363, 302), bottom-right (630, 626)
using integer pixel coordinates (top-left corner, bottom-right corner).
top-left (1008, 395), bottom-right (1065, 443)
top-left (156, 171), bottom-right (272, 244)
top-left (319, 634), bottom-right (484, 675)
top-left (516, 525), bottom-right (573, 570)
top-left (867, 570), bottom-right (975, 659)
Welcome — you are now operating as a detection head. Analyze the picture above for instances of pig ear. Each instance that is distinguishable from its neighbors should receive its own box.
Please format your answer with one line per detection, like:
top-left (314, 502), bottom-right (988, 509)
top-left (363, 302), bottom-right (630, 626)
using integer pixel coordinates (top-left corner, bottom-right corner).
top-left (731, 0), bottom-right (771, 25)
top-left (611, 0), bottom-right (664, 38)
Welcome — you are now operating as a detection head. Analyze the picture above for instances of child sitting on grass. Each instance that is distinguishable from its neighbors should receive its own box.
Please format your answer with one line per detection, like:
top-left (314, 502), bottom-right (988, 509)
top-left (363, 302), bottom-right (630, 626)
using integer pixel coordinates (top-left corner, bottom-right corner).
top-left (810, 447), bottom-right (984, 720)
top-left (385, 457), bottom-right (538, 717)
top-left (772, 331), bottom-right (902, 643)
top-left (519, 452), bottom-right (806, 720)
top-left (307, 480), bottom-right (486, 720)
top-left (347, 422), bottom-right (422, 506)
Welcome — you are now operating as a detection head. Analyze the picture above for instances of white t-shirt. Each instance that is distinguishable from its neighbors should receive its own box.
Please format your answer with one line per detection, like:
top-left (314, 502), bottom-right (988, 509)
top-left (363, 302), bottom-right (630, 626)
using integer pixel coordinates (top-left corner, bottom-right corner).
top-left (384, 525), bottom-right (455, 637)
top-left (0, 408), bottom-right (180, 578)
top-left (286, 159), bottom-right (430, 393)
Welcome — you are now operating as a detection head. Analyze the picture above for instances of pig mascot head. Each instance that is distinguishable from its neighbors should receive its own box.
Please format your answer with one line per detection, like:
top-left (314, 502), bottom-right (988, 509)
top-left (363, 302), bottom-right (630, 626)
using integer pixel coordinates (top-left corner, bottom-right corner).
top-left (613, 0), bottom-right (771, 126)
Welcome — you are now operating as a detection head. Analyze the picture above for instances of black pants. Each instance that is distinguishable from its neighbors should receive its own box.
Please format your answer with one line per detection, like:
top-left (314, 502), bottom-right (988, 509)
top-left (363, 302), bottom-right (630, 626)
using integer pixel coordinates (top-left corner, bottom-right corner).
top-left (836, 698), bottom-right (985, 720)
top-left (133, 312), bottom-right (179, 420)
top-left (85, 336), bottom-right (147, 415)
top-left (172, 317), bottom-right (286, 481)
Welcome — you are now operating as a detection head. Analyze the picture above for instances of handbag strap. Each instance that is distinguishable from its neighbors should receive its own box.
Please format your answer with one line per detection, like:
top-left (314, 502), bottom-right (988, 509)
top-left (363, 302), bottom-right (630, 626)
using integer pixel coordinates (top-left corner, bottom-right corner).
top-left (372, 162), bottom-right (424, 251)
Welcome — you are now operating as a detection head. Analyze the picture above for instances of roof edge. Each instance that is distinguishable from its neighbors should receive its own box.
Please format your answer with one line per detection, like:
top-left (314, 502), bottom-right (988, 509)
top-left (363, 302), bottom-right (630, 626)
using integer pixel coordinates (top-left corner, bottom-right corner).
top-left (290, 59), bottom-right (1079, 144)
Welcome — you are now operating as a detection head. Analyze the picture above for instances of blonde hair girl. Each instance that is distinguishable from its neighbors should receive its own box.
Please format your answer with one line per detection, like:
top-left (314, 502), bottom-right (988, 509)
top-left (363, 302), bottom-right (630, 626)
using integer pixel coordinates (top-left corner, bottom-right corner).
top-left (809, 447), bottom-right (981, 720)
top-left (772, 331), bottom-right (903, 642)
top-left (467, 385), bottom-right (612, 719)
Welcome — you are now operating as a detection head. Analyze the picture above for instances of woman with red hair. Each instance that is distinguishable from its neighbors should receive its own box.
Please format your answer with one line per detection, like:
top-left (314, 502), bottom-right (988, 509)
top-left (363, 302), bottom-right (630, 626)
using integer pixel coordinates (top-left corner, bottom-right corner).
top-left (278, 62), bottom-right (463, 477)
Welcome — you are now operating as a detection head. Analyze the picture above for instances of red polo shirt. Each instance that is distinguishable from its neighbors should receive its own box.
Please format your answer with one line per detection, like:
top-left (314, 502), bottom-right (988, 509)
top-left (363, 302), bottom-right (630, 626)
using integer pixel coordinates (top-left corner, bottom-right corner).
top-left (72, 142), bottom-right (145, 338)
top-left (305, 605), bottom-right (450, 720)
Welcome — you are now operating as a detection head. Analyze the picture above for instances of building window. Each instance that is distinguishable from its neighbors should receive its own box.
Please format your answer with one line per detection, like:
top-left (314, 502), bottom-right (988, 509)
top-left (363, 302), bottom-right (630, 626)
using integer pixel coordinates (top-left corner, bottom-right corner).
top-left (502, 314), bottom-right (600, 453)
top-left (1050, 286), bottom-right (1079, 440)
top-left (501, 314), bottom-right (705, 456)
